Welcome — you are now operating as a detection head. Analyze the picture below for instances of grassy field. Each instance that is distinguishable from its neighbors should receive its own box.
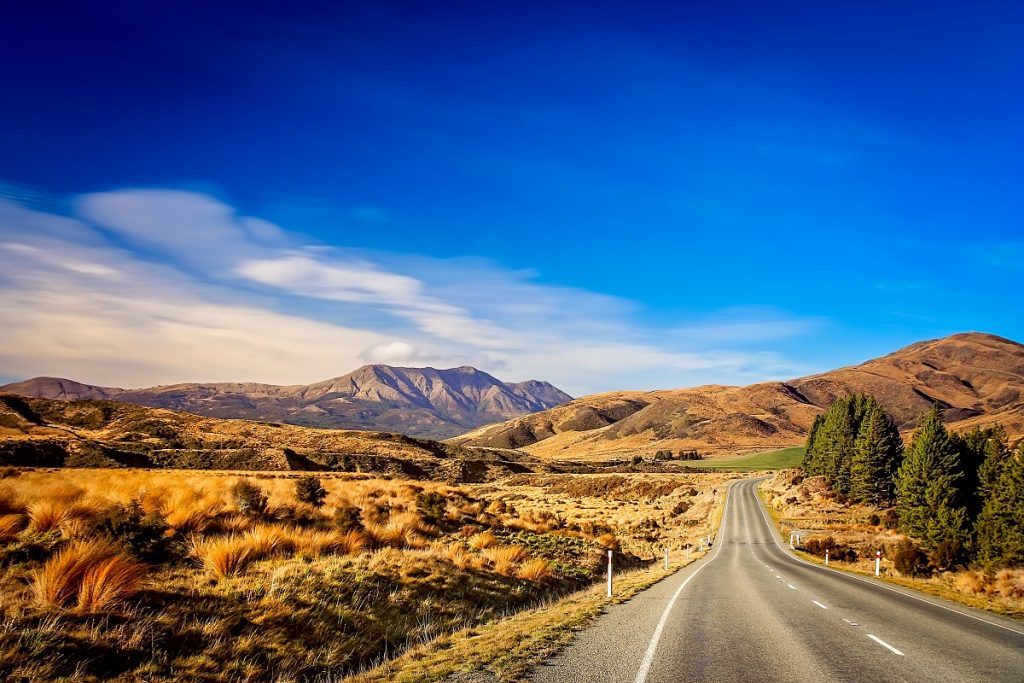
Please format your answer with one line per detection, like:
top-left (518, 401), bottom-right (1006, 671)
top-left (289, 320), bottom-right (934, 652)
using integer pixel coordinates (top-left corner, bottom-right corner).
top-left (683, 446), bottom-right (805, 471)
top-left (0, 467), bottom-right (736, 681)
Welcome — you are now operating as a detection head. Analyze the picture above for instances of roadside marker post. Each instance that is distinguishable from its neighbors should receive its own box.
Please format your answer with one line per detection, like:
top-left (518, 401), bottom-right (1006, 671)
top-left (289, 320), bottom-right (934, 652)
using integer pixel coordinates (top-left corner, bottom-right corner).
top-left (875, 549), bottom-right (881, 576)
top-left (825, 550), bottom-right (829, 566)
top-left (663, 548), bottom-right (669, 570)
top-left (607, 550), bottom-right (613, 597)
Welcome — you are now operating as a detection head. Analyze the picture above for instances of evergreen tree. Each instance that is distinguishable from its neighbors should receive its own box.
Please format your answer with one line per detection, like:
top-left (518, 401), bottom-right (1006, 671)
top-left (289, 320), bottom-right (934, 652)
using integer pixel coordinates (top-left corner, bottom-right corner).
top-left (802, 413), bottom-right (825, 474)
top-left (974, 425), bottom-right (1011, 505)
top-left (895, 406), bottom-right (970, 557)
top-left (849, 399), bottom-right (903, 506)
top-left (975, 443), bottom-right (1024, 567)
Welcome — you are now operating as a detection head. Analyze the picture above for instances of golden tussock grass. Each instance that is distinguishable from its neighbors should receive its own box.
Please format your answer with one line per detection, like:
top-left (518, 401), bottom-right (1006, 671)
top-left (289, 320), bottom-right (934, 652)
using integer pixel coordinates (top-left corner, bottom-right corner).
top-left (516, 557), bottom-right (553, 581)
top-left (467, 530), bottom-right (497, 550)
top-left (27, 498), bottom-right (99, 534)
top-left (33, 540), bottom-right (145, 611)
top-left (444, 544), bottom-right (474, 570)
top-left (189, 534), bottom-right (253, 577)
top-left (0, 513), bottom-right (26, 540)
top-left (482, 545), bottom-right (529, 575)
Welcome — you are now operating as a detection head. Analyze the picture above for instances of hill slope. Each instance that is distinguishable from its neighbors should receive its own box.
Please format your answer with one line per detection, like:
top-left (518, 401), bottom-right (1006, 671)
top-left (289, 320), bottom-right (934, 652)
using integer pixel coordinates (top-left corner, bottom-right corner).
top-left (0, 394), bottom-right (544, 481)
top-left (0, 365), bottom-right (572, 439)
top-left (451, 333), bottom-right (1024, 460)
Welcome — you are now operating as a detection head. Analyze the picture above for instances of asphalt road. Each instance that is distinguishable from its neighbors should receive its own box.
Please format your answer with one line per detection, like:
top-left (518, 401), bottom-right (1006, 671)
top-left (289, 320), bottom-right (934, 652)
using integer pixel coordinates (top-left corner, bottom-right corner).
top-left (531, 477), bottom-right (1024, 683)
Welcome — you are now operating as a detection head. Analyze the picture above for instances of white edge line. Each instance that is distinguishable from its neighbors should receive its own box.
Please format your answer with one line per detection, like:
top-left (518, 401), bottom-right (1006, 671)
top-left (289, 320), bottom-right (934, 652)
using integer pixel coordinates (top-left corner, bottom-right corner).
top-left (751, 478), bottom-right (1024, 639)
top-left (812, 600), bottom-right (828, 609)
top-left (633, 480), bottom-right (734, 683)
top-left (867, 634), bottom-right (905, 656)
top-left (787, 584), bottom-right (797, 590)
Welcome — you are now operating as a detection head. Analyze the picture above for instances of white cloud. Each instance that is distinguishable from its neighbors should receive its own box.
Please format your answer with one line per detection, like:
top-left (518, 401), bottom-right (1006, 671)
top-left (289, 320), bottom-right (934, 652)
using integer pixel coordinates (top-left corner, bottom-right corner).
top-left (0, 189), bottom-right (820, 394)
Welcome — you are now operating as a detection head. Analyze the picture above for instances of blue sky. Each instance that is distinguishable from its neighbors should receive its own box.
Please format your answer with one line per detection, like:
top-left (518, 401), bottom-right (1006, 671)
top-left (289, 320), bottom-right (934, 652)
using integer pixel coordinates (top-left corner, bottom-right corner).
top-left (0, 1), bottom-right (1021, 395)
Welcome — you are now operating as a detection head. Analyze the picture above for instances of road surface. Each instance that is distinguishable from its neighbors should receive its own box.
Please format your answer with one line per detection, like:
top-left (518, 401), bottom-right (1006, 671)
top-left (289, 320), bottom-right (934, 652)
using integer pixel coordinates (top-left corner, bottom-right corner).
top-left (531, 477), bottom-right (1024, 682)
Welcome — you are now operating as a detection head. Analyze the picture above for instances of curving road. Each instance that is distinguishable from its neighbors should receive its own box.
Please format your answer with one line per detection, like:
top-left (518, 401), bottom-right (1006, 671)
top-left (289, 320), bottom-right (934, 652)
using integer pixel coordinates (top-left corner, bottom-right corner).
top-left (531, 477), bottom-right (1024, 682)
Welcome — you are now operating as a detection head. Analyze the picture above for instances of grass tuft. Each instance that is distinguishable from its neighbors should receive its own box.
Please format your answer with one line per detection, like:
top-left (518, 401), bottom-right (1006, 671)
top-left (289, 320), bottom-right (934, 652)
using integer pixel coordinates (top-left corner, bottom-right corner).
top-left (189, 534), bottom-right (253, 577)
top-left (34, 540), bottom-right (144, 611)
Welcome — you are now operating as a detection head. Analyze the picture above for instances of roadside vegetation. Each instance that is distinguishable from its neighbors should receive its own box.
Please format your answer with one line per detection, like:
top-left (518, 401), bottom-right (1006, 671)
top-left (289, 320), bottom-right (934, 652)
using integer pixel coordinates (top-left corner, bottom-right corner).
top-left (765, 395), bottom-right (1024, 618)
top-left (682, 446), bottom-right (805, 471)
top-left (0, 468), bottom-right (733, 681)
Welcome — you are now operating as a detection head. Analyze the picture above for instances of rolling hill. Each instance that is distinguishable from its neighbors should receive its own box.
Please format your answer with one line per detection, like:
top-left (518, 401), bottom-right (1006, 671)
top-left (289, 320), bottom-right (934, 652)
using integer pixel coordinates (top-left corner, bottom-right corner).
top-left (0, 365), bottom-right (572, 439)
top-left (450, 332), bottom-right (1024, 460)
top-left (0, 393), bottom-right (545, 481)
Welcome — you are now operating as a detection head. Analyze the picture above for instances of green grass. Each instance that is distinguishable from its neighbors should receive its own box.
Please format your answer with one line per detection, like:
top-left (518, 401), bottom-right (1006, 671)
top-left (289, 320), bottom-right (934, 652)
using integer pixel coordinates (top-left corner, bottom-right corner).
top-left (683, 446), bottom-right (805, 471)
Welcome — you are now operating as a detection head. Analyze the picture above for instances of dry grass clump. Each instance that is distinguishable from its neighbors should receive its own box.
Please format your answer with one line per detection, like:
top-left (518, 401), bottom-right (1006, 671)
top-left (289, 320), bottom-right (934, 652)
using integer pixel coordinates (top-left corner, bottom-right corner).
top-left (189, 534), bottom-right (253, 578)
top-left (445, 544), bottom-right (474, 570)
top-left (468, 531), bottom-right (497, 550)
top-left (27, 498), bottom-right (99, 534)
top-left (0, 485), bottom-right (26, 514)
top-left (516, 558), bottom-right (552, 581)
top-left (994, 569), bottom-right (1024, 599)
top-left (33, 540), bottom-right (146, 611)
top-left (245, 524), bottom-right (294, 558)
top-left (955, 570), bottom-right (987, 595)
top-left (483, 545), bottom-right (529, 575)
top-left (290, 528), bottom-right (367, 558)
top-left (0, 513), bottom-right (27, 540)
top-left (596, 532), bottom-right (620, 551)
top-left (163, 493), bottom-right (223, 534)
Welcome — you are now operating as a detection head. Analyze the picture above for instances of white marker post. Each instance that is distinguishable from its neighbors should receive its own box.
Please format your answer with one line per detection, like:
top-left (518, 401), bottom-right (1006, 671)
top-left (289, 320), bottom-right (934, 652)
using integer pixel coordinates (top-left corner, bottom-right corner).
top-left (825, 549), bottom-right (829, 566)
top-left (607, 550), bottom-right (613, 597)
top-left (875, 549), bottom-right (881, 576)
top-left (664, 548), bottom-right (669, 570)
top-left (685, 546), bottom-right (691, 563)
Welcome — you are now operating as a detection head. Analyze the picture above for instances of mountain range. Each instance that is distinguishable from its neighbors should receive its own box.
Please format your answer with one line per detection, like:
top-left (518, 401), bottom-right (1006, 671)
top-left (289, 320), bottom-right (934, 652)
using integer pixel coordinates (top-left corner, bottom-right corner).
top-left (0, 365), bottom-right (572, 439)
top-left (451, 332), bottom-right (1024, 460)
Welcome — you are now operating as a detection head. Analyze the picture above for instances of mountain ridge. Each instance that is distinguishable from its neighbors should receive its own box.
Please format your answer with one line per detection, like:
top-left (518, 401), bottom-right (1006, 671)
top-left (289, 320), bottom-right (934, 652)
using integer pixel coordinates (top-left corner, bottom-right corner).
top-left (0, 365), bottom-right (572, 439)
top-left (450, 332), bottom-right (1024, 460)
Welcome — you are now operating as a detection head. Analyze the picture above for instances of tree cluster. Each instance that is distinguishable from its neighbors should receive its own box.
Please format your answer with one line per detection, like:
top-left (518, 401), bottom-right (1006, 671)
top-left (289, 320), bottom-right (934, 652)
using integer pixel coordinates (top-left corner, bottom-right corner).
top-left (804, 397), bottom-right (1024, 568)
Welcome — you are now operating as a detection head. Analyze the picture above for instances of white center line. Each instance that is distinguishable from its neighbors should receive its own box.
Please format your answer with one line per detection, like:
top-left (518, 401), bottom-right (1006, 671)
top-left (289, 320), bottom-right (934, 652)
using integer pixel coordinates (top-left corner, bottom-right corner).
top-left (787, 584), bottom-right (797, 590)
top-left (867, 634), bottom-right (905, 656)
top-left (812, 600), bottom-right (828, 609)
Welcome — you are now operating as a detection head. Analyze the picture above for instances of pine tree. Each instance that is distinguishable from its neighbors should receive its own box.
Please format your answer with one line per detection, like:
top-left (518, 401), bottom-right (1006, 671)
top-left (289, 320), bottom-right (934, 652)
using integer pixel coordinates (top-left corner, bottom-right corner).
top-left (850, 399), bottom-right (903, 506)
top-left (974, 425), bottom-right (1010, 504)
top-left (802, 413), bottom-right (825, 474)
top-left (895, 406), bottom-right (970, 556)
top-left (975, 443), bottom-right (1024, 567)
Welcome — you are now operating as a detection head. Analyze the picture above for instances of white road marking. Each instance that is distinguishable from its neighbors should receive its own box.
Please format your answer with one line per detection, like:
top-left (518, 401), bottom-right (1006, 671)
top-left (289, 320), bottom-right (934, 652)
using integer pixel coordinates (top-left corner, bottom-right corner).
top-left (787, 584), bottom-right (797, 590)
top-left (812, 601), bottom-right (828, 609)
top-left (750, 481), bottom-right (1024, 639)
top-left (843, 618), bottom-right (862, 627)
top-left (867, 634), bottom-right (905, 656)
top-left (633, 482), bottom-right (735, 683)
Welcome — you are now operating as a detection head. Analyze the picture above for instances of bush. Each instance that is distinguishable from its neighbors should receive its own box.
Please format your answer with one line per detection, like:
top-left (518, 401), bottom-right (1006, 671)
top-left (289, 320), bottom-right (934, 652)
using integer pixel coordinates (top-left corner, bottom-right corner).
top-left (93, 499), bottom-right (170, 563)
top-left (333, 505), bottom-right (364, 532)
top-left (231, 479), bottom-right (268, 518)
top-left (867, 513), bottom-right (881, 527)
top-left (416, 491), bottom-right (447, 522)
top-left (929, 539), bottom-right (964, 572)
top-left (892, 539), bottom-right (930, 577)
top-left (883, 509), bottom-right (899, 530)
top-left (671, 500), bottom-right (692, 516)
top-left (803, 536), bottom-right (856, 562)
top-left (294, 476), bottom-right (327, 508)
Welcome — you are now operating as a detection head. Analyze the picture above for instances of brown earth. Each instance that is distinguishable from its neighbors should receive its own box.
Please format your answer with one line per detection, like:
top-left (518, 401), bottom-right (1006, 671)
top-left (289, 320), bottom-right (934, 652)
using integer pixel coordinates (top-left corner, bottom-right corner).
top-left (451, 332), bottom-right (1024, 461)
top-left (0, 365), bottom-right (572, 439)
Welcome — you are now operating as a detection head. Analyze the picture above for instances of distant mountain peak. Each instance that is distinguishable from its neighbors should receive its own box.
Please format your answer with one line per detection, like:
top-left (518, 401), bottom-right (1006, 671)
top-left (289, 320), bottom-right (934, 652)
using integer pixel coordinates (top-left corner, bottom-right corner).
top-left (0, 364), bottom-right (572, 439)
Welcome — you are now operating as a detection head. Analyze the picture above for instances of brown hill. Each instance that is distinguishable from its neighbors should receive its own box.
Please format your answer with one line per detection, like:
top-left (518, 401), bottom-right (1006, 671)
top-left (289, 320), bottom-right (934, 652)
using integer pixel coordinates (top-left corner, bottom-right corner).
top-left (451, 332), bottom-right (1024, 461)
top-left (0, 394), bottom-right (546, 481)
top-left (0, 365), bottom-right (572, 439)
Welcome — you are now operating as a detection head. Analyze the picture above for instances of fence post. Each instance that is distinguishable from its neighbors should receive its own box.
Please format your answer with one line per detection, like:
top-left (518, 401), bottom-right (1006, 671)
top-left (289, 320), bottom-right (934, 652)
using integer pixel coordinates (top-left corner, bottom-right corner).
top-left (825, 549), bottom-right (829, 566)
top-left (664, 547), bottom-right (669, 570)
top-left (607, 550), bottom-right (613, 597)
top-left (875, 549), bottom-right (881, 576)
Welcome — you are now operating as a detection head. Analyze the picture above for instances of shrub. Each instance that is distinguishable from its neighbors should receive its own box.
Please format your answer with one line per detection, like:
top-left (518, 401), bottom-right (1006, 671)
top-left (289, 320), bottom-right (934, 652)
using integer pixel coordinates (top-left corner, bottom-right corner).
top-left (802, 536), bottom-right (856, 562)
top-left (671, 500), bottom-right (692, 516)
top-left (416, 491), bottom-right (447, 522)
top-left (867, 513), bottom-right (881, 526)
top-left (93, 499), bottom-right (170, 562)
top-left (294, 476), bottom-right (327, 508)
top-left (333, 505), bottom-right (364, 532)
top-left (0, 467), bottom-right (20, 479)
top-left (231, 479), bottom-right (268, 518)
top-left (596, 532), bottom-right (620, 551)
top-left (516, 557), bottom-right (552, 581)
top-left (994, 569), bottom-right (1024, 599)
top-left (929, 539), bottom-right (964, 572)
top-left (189, 534), bottom-right (252, 577)
top-left (33, 540), bottom-right (145, 611)
top-left (883, 509), bottom-right (899, 530)
top-left (892, 539), bottom-right (930, 577)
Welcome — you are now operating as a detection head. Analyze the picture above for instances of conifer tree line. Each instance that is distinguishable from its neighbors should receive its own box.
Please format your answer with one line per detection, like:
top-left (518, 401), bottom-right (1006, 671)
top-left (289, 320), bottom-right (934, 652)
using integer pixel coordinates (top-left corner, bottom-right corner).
top-left (803, 396), bottom-right (1024, 568)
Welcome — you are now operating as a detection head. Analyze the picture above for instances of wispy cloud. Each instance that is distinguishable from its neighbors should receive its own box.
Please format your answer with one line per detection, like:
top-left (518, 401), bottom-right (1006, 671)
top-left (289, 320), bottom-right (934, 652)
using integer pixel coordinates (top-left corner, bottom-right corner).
top-left (0, 187), bottom-right (821, 394)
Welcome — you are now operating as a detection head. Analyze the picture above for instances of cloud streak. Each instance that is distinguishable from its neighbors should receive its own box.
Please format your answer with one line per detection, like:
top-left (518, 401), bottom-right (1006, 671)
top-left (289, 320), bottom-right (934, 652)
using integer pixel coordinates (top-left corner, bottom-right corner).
top-left (0, 188), bottom-right (821, 394)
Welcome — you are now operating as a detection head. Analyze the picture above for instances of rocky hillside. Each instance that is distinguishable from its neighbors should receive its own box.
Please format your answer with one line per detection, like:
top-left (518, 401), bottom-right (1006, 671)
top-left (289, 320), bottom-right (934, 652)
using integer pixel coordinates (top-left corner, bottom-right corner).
top-left (0, 365), bottom-right (572, 439)
top-left (451, 333), bottom-right (1024, 460)
top-left (0, 394), bottom-right (546, 481)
